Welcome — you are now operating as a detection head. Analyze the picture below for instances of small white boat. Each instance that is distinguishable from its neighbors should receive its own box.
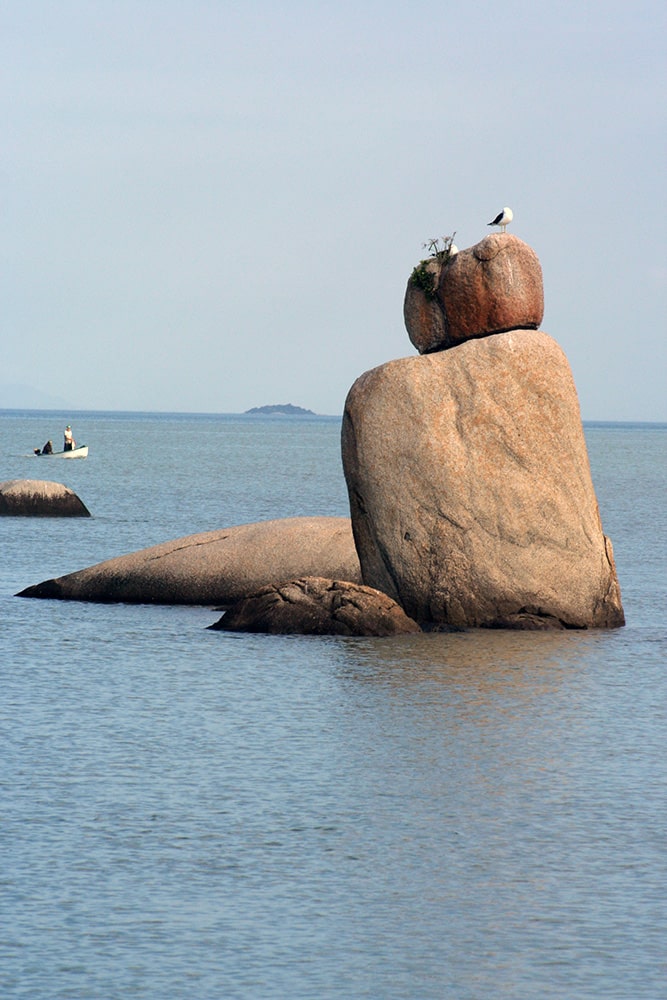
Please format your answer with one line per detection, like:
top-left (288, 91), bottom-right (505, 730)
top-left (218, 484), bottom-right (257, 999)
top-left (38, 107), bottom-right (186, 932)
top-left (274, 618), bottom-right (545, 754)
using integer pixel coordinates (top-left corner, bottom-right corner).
top-left (35, 444), bottom-right (89, 459)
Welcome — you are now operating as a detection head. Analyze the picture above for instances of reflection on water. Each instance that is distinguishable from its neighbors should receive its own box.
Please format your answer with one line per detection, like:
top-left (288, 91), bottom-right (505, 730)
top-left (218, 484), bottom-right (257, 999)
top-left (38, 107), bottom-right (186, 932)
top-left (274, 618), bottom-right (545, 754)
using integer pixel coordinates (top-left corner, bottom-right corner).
top-left (334, 626), bottom-right (615, 696)
top-left (323, 626), bottom-right (665, 1000)
top-left (1, 415), bottom-right (665, 1000)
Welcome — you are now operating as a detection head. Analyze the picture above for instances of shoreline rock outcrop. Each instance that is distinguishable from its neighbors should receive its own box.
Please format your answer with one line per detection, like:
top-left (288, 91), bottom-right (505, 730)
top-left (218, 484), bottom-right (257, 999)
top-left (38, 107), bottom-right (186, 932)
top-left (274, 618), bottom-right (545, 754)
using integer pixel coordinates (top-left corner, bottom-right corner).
top-left (17, 517), bottom-right (361, 605)
top-left (209, 577), bottom-right (420, 635)
top-left (342, 329), bottom-right (624, 630)
top-left (0, 479), bottom-right (91, 517)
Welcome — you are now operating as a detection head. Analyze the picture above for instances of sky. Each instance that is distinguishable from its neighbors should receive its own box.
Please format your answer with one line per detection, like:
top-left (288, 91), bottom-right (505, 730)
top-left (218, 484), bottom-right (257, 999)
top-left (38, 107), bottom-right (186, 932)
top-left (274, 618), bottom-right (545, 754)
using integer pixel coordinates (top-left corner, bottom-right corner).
top-left (2, 0), bottom-right (666, 419)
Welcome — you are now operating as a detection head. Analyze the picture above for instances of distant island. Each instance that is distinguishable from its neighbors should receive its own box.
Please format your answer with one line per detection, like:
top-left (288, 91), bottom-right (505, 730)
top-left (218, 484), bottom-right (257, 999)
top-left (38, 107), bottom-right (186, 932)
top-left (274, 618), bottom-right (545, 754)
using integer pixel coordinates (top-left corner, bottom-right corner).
top-left (244, 404), bottom-right (316, 416)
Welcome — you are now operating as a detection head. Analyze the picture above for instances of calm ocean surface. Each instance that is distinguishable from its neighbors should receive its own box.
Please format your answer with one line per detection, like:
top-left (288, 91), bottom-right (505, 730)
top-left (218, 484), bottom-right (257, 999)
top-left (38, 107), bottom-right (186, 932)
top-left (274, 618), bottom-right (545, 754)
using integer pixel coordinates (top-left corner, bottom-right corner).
top-left (1, 411), bottom-right (665, 1000)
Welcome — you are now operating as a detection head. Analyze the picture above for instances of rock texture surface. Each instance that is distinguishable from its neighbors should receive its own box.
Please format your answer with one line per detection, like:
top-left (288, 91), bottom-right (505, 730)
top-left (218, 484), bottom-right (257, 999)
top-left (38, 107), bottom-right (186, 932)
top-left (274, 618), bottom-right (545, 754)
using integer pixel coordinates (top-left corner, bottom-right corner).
top-left (0, 479), bottom-right (91, 517)
top-left (405, 234), bottom-right (544, 353)
top-left (209, 576), bottom-right (421, 635)
top-left (403, 257), bottom-right (448, 354)
top-left (17, 517), bottom-right (361, 605)
top-left (342, 330), bottom-right (624, 630)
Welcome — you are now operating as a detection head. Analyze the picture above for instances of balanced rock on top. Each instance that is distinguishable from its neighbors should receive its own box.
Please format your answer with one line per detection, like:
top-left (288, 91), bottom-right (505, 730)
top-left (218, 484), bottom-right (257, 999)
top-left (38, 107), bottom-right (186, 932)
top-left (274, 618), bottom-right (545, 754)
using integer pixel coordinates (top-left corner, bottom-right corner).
top-left (404, 233), bottom-right (544, 353)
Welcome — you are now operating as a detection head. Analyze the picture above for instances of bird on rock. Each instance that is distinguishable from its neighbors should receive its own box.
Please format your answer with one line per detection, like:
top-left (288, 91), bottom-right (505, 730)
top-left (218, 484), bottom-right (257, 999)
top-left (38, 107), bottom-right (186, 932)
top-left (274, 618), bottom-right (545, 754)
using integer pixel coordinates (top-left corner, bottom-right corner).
top-left (488, 207), bottom-right (513, 233)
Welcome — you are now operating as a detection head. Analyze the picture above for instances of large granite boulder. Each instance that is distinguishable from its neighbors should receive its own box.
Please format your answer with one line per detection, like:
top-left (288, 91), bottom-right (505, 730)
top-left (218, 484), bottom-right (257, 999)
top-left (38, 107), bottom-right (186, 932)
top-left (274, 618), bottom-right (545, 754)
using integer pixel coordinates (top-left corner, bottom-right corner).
top-left (0, 479), bottom-right (91, 517)
top-left (17, 517), bottom-right (360, 605)
top-left (209, 576), bottom-right (421, 635)
top-left (341, 329), bottom-right (624, 630)
top-left (405, 234), bottom-right (544, 353)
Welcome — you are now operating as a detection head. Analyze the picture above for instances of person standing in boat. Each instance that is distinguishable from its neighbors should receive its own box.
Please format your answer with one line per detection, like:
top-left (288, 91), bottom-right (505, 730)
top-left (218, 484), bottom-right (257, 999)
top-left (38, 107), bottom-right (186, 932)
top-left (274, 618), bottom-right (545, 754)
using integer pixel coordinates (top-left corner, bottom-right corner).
top-left (63, 425), bottom-right (76, 451)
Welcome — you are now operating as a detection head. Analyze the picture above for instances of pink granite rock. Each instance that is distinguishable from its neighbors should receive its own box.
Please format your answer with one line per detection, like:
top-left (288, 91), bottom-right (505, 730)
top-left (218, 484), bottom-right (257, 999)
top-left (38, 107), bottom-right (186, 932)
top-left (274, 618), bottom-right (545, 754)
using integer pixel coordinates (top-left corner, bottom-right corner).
top-left (17, 517), bottom-right (361, 604)
top-left (438, 233), bottom-right (544, 344)
top-left (403, 257), bottom-right (448, 354)
top-left (405, 233), bottom-right (544, 352)
top-left (209, 576), bottom-right (421, 635)
top-left (341, 330), bottom-right (624, 630)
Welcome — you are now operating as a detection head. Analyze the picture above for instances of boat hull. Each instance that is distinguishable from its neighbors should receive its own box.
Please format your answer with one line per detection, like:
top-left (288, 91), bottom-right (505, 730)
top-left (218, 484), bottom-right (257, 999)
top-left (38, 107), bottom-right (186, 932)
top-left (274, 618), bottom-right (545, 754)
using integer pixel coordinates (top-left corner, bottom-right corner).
top-left (37, 445), bottom-right (89, 459)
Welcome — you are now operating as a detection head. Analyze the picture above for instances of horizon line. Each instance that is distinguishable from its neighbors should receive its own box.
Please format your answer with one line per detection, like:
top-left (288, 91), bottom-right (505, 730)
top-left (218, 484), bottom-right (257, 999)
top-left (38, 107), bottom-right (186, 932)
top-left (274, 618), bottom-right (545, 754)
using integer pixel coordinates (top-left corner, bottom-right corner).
top-left (1, 407), bottom-right (666, 427)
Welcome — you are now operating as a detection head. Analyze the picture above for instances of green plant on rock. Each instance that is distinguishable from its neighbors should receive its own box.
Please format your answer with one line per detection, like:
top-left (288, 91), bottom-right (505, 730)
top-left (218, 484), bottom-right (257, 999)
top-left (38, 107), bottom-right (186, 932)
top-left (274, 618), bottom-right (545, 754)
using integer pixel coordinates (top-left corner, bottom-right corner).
top-left (409, 233), bottom-right (457, 298)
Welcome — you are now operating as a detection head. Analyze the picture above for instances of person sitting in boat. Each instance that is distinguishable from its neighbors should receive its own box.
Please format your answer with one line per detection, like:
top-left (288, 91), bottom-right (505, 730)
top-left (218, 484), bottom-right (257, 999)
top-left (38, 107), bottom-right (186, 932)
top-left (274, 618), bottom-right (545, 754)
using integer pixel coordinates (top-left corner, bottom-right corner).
top-left (63, 425), bottom-right (75, 451)
top-left (34, 440), bottom-right (53, 455)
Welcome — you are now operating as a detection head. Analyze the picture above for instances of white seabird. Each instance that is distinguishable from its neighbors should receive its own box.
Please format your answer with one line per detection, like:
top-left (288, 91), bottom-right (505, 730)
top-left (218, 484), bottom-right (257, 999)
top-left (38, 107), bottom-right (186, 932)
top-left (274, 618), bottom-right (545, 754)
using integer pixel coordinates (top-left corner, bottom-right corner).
top-left (488, 207), bottom-right (513, 233)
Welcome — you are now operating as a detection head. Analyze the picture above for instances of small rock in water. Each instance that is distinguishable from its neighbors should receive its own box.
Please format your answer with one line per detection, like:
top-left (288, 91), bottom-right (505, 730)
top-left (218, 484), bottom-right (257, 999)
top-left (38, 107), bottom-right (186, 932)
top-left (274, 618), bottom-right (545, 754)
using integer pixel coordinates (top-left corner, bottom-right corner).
top-left (208, 577), bottom-right (421, 636)
top-left (0, 479), bottom-right (91, 517)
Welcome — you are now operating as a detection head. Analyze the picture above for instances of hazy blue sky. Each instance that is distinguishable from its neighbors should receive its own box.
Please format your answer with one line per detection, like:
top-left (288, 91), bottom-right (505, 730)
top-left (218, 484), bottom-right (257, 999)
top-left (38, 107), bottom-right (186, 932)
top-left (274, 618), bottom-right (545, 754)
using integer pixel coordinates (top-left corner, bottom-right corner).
top-left (3, 0), bottom-right (665, 418)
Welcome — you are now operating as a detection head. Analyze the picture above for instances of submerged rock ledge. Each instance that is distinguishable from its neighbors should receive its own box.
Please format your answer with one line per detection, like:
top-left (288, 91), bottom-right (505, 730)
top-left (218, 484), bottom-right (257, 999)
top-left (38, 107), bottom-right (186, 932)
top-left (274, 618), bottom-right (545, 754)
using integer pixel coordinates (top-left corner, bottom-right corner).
top-left (17, 516), bottom-right (361, 605)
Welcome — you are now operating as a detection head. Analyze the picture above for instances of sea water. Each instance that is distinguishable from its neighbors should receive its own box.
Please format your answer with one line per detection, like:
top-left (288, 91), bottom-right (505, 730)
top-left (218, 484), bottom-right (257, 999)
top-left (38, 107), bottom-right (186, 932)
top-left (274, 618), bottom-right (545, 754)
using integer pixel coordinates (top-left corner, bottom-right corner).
top-left (1, 412), bottom-right (665, 1000)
